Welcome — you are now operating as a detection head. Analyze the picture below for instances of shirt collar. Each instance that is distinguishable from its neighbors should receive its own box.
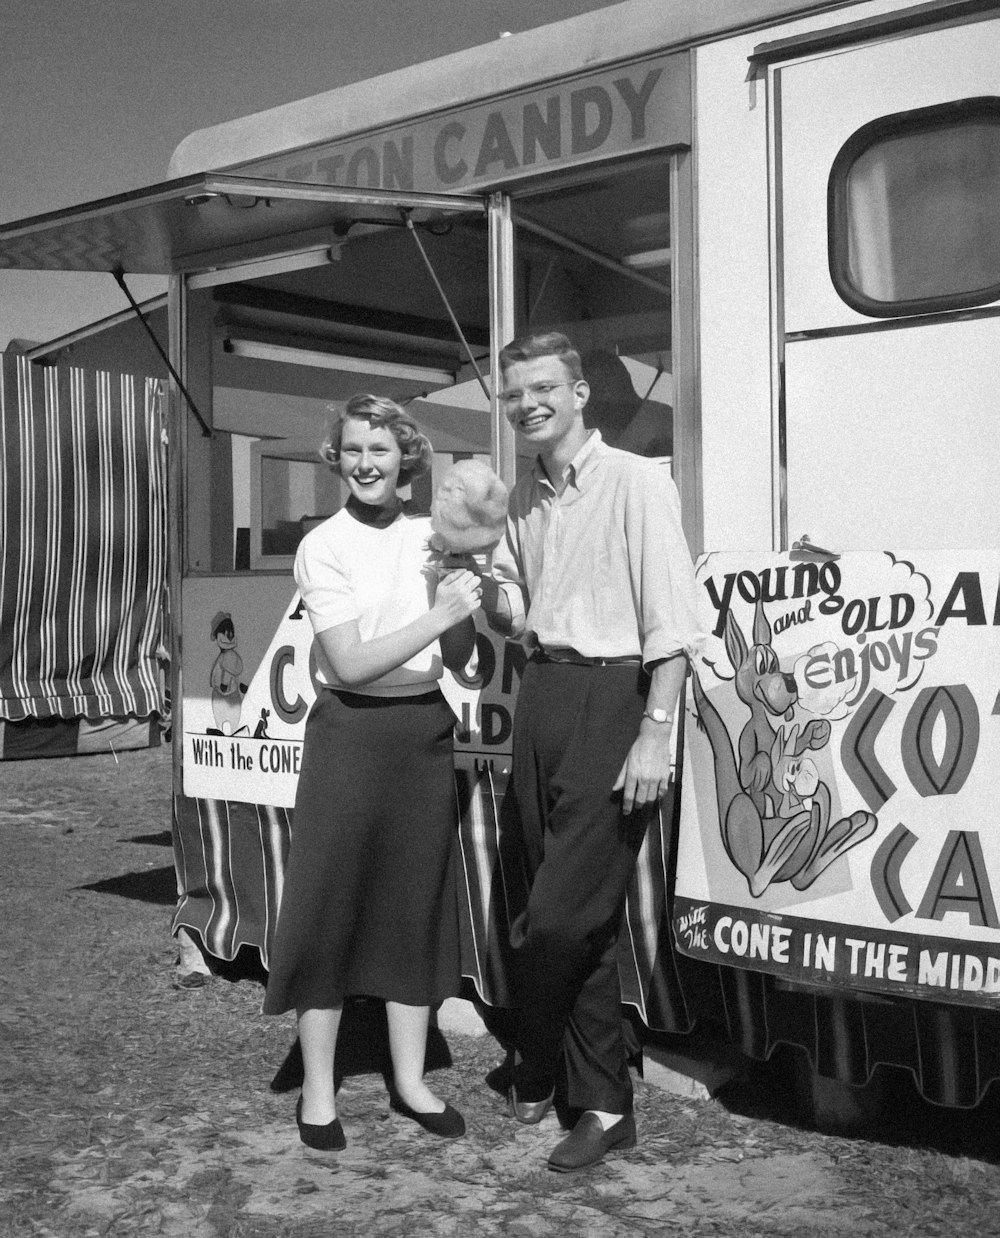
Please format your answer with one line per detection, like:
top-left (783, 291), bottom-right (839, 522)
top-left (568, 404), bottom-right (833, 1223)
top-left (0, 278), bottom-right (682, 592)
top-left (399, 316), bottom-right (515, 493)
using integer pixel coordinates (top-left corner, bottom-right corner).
top-left (534, 429), bottom-right (604, 494)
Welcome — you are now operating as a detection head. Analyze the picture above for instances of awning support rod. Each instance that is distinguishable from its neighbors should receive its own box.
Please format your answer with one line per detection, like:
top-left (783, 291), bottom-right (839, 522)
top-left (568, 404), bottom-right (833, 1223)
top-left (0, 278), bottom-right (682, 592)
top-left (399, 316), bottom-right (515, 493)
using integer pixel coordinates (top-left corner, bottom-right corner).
top-left (401, 213), bottom-right (490, 402)
top-left (112, 268), bottom-right (212, 438)
top-left (517, 214), bottom-right (669, 297)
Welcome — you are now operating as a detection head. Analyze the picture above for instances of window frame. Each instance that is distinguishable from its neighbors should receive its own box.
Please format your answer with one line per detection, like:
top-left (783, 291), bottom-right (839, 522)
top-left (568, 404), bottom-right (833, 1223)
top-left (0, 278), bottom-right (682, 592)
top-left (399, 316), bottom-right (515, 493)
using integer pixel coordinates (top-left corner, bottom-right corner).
top-left (827, 96), bottom-right (1000, 318)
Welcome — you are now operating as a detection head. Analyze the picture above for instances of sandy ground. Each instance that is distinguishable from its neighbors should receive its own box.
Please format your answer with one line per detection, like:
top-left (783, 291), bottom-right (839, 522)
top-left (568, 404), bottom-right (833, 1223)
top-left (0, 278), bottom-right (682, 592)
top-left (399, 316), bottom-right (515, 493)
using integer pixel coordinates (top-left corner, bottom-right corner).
top-left (3, 745), bottom-right (1000, 1237)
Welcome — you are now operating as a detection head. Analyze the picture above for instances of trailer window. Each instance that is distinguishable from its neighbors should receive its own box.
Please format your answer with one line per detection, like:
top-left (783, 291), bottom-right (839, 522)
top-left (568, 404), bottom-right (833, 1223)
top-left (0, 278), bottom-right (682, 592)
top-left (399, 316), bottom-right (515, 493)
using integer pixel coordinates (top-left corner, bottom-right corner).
top-left (248, 440), bottom-right (345, 569)
top-left (829, 98), bottom-right (1000, 317)
top-left (512, 158), bottom-right (674, 467)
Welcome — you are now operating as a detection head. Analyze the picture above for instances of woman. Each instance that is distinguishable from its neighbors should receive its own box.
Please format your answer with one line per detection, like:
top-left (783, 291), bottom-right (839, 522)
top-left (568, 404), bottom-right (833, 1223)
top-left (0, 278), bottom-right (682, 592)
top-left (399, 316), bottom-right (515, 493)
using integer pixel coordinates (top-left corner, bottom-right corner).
top-left (263, 394), bottom-right (481, 1150)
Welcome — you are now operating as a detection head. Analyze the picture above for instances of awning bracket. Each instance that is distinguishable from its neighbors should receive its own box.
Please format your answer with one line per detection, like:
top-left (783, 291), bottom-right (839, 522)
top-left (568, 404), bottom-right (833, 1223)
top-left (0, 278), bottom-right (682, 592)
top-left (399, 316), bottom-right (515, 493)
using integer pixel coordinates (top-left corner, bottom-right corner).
top-left (401, 212), bottom-right (490, 402)
top-left (112, 268), bottom-right (212, 438)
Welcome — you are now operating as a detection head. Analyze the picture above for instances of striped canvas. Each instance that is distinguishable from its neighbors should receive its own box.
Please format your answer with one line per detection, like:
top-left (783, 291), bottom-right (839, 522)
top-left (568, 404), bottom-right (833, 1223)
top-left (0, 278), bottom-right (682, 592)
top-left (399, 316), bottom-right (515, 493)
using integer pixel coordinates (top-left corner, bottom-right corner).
top-left (0, 351), bottom-right (167, 721)
top-left (172, 794), bottom-right (293, 968)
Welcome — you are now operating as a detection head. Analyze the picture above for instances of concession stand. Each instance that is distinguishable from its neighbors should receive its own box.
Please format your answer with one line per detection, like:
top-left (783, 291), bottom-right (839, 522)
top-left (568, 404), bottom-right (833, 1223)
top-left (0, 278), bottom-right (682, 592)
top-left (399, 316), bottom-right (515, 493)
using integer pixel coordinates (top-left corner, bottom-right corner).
top-left (3, 0), bottom-right (1000, 1110)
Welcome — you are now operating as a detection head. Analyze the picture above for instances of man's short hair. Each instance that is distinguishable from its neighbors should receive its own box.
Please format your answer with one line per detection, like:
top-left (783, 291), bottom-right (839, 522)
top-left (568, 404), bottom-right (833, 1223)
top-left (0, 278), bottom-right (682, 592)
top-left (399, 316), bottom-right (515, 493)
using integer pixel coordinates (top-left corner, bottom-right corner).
top-left (498, 331), bottom-right (584, 382)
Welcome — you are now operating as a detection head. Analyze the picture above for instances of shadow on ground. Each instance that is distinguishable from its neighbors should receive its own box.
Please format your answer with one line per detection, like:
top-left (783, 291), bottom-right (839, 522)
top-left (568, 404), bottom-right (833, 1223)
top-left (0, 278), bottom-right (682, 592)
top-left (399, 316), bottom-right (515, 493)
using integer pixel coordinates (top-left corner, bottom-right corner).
top-left (78, 864), bottom-right (178, 905)
top-left (268, 996), bottom-right (455, 1097)
top-left (716, 1039), bottom-right (1000, 1165)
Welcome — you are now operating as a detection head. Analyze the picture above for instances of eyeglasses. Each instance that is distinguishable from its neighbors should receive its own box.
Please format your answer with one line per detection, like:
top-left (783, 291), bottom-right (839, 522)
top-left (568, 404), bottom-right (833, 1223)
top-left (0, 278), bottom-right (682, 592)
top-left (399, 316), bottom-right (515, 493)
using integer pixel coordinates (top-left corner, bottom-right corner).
top-left (498, 381), bottom-right (577, 409)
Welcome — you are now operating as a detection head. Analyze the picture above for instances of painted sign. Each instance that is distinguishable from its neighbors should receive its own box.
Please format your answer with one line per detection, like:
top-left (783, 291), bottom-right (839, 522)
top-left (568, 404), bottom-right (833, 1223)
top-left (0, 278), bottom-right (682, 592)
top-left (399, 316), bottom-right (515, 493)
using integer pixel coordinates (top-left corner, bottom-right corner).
top-left (440, 616), bottom-right (526, 775)
top-left (182, 577), bottom-right (313, 806)
top-left (182, 576), bottom-right (526, 803)
top-left (674, 550), bottom-right (1000, 1009)
top-left (235, 54), bottom-right (689, 194)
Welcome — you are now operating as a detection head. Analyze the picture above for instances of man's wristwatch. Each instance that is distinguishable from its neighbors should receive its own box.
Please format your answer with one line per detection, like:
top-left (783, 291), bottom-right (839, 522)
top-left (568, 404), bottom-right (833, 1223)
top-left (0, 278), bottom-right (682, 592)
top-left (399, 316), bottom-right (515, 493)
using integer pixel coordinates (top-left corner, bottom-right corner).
top-left (643, 707), bottom-right (670, 723)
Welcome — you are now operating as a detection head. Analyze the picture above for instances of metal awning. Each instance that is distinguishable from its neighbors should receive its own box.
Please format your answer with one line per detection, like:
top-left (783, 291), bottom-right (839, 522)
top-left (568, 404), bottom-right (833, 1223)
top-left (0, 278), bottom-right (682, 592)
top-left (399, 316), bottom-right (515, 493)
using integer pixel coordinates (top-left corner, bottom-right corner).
top-left (0, 173), bottom-right (486, 276)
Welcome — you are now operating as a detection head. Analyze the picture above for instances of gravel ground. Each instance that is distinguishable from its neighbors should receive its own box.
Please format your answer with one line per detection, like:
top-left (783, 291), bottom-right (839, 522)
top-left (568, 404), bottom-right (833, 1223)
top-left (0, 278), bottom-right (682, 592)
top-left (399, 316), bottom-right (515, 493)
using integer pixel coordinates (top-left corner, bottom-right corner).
top-left (3, 745), bottom-right (1000, 1237)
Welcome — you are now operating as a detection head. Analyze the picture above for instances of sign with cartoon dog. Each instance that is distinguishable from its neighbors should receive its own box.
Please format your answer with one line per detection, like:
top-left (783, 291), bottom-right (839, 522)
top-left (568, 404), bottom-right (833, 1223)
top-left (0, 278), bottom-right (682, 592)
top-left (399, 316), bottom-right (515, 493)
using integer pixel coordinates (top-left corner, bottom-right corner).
top-left (181, 573), bottom-right (522, 803)
top-left (675, 549), bottom-right (1000, 1009)
top-left (182, 577), bottom-right (314, 806)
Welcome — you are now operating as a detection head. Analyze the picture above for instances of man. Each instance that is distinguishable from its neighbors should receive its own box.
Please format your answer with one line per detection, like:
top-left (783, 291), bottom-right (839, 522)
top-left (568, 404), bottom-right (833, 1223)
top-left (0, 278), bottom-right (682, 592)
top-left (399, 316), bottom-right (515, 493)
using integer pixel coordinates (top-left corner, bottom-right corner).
top-left (481, 331), bottom-right (703, 1172)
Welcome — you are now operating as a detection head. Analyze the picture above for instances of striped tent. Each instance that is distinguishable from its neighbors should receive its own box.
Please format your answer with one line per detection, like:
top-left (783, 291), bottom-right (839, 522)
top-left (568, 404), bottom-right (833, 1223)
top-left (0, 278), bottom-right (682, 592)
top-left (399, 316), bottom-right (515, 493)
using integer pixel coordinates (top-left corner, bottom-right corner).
top-left (0, 350), bottom-right (167, 747)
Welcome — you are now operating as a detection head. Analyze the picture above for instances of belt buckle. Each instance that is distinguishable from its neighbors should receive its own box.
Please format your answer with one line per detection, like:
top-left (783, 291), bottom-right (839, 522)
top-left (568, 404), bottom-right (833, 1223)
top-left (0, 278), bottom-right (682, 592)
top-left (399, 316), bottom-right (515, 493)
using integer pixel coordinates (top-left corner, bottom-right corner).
top-left (535, 646), bottom-right (574, 664)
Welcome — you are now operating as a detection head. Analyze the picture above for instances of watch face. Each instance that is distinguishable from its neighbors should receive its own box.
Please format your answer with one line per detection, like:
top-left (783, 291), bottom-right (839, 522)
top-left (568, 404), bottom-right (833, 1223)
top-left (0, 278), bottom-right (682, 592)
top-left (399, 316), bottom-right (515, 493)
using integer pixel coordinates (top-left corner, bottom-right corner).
top-left (650, 708), bottom-right (668, 722)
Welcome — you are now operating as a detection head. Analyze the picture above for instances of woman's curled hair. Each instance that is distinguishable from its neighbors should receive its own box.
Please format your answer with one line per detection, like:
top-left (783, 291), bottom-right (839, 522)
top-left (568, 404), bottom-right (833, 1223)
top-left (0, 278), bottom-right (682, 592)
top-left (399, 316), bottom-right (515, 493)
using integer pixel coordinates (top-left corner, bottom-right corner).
top-left (320, 394), bottom-right (433, 478)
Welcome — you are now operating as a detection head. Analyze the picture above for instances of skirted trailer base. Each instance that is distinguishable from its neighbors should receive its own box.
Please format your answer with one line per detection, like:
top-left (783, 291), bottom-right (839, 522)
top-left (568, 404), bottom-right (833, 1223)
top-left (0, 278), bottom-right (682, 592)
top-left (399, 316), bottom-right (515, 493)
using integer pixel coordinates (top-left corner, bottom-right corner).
top-left (171, 771), bottom-right (1000, 1113)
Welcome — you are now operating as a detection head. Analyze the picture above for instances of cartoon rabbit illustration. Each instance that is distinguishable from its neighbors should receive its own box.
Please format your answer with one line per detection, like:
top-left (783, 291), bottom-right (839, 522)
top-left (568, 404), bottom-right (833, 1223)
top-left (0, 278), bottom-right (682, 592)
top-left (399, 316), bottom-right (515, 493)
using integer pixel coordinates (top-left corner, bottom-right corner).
top-left (692, 600), bottom-right (876, 897)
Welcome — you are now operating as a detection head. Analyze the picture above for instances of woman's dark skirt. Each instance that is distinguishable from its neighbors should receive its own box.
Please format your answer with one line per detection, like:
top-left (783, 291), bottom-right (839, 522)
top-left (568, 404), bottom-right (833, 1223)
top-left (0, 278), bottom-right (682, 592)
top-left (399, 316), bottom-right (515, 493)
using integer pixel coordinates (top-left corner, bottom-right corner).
top-left (263, 688), bottom-right (461, 1014)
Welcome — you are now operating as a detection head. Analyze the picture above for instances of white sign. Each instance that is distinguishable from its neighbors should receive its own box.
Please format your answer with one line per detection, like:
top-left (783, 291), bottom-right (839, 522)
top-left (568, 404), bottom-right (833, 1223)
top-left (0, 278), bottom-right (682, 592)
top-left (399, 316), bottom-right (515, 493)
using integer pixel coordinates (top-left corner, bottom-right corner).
top-left (675, 549), bottom-right (1000, 1009)
top-left (182, 578), bottom-right (316, 807)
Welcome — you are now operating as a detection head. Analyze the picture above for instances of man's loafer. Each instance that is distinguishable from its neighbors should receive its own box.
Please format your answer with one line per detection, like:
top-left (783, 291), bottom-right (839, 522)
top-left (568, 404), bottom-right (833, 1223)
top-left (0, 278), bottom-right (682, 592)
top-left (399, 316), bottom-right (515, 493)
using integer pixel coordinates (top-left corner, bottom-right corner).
top-left (507, 1084), bottom-right (555, 1125)
top-left (547, 1111), bottom-right (636, 1172)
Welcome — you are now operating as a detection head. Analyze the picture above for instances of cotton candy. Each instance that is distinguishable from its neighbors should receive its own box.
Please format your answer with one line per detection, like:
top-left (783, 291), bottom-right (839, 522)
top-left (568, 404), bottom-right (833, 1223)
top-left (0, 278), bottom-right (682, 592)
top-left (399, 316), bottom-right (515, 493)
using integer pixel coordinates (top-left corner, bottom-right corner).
top-left (430, 458), bottom-right (509, 554)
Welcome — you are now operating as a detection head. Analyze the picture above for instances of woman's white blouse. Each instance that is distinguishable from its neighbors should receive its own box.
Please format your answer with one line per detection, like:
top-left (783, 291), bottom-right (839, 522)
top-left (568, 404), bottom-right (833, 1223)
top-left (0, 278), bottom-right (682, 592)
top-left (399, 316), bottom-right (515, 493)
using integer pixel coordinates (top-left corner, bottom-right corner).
top-left (294, 509), bottom-right (442, 697)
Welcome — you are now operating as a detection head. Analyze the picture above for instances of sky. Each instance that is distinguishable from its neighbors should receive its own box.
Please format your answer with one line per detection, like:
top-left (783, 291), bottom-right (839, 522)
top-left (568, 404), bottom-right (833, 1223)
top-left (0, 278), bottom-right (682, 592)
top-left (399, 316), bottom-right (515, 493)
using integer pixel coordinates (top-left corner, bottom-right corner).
top-left (0, 0), bottom-right (619, 350)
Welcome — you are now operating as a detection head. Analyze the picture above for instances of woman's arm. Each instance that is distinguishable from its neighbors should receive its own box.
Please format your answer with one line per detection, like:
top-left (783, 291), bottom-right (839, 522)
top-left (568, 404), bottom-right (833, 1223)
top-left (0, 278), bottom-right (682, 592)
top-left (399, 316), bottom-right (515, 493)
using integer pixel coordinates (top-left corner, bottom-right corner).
top-left (315, 569), bottom-right (481, 688)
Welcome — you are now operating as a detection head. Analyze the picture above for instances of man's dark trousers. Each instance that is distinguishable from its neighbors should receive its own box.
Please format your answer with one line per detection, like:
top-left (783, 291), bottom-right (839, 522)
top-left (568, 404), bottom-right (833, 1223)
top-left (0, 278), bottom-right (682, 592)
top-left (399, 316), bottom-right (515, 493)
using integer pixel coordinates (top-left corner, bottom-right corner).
top-left (504, 657), bottom-right (654, 1115)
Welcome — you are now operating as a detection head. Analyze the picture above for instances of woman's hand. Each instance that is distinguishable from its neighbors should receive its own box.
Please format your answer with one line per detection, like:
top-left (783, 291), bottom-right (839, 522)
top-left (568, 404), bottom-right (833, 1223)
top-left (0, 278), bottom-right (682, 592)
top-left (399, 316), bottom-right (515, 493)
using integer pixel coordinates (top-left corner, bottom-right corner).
top-left (433, 569), bottom-right (482, 624)
top-left (315, 570), bottom-right (481, 688)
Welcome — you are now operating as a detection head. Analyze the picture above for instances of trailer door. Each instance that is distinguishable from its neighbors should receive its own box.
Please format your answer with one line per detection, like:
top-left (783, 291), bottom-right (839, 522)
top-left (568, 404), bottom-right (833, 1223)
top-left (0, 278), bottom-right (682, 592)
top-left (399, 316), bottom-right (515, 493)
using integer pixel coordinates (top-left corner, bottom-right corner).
top-left (773, 13), bottom-right (1000, 551)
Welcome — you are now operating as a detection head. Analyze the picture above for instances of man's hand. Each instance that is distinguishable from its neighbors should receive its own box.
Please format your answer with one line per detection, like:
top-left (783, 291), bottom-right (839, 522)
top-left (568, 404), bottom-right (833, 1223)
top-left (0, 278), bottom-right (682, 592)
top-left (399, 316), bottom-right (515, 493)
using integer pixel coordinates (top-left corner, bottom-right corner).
top-left (477, 574), bottom-right (519, 636)
top-left (613, 721), bottom-right (673, 815)
top-left (614, 653), bottom-right (687, 813)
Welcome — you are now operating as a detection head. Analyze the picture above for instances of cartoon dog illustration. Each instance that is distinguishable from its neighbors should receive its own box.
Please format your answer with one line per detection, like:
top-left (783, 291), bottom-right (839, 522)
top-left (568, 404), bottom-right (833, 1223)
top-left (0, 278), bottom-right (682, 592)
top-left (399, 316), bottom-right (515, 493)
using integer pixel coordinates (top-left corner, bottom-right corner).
top-left (208, 611), bottom-right (249, 736)
top-left (692, 600), bottom-right (876, 897)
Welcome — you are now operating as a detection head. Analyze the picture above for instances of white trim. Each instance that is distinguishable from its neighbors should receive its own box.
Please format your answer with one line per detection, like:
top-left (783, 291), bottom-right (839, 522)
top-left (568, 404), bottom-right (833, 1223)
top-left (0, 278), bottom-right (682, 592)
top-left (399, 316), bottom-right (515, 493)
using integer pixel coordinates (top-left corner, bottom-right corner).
top-left (224, 338), bottom-right (456, 386)
top-left (25, 296), bottom-right (168, 361)
top-left (187, 247), bottom-right (339, 290)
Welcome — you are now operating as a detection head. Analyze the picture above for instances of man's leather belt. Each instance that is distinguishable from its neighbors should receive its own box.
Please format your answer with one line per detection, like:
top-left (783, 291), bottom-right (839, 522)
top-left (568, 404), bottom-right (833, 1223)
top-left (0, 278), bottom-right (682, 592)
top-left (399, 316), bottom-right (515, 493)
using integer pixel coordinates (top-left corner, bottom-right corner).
top-left (532, 647), bottom-right (642, 667)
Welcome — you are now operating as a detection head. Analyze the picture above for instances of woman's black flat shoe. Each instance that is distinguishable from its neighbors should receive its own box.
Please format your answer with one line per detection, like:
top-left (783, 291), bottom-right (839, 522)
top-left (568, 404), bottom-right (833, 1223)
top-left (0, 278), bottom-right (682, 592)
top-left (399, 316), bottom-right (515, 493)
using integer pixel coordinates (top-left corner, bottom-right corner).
top-left (390, 1098), bottom-right (465, 1139)
top-left (296, 1096), bottom-right (346, 1150)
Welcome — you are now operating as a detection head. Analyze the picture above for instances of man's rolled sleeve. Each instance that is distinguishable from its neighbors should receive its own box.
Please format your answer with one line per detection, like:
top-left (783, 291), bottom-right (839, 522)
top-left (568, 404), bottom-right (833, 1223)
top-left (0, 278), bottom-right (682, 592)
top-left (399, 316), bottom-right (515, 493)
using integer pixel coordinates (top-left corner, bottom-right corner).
top-left (627, 463), bottom-right (705, 669)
